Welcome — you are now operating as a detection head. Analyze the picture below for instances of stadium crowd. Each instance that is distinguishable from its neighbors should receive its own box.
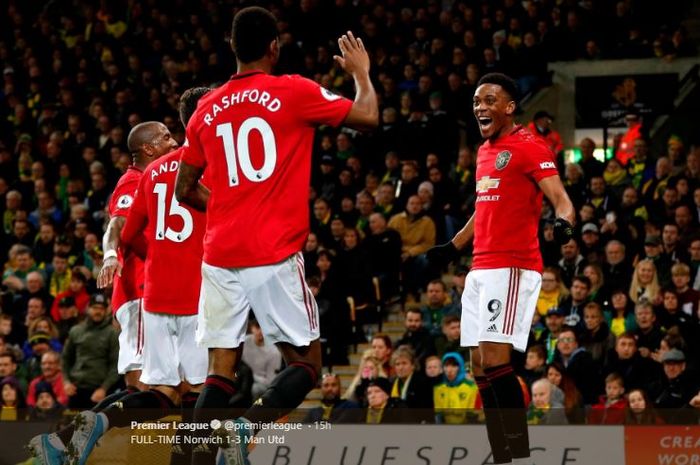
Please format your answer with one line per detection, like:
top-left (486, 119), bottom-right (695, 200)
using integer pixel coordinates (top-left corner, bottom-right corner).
top-left (0, 0), bottom-right (698, 426)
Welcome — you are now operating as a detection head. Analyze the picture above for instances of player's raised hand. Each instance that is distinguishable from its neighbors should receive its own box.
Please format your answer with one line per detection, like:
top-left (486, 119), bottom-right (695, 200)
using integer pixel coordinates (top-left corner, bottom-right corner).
top-left (97, 256), bottom-right (122, 288)
top-left (334, 31), bottom-right (370, 77)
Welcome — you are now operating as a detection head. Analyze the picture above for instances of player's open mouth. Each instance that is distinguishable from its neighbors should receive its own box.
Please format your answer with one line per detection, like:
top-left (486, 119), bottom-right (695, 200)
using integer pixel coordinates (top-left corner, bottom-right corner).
top-left (478, 117), bottom-right (493, 130)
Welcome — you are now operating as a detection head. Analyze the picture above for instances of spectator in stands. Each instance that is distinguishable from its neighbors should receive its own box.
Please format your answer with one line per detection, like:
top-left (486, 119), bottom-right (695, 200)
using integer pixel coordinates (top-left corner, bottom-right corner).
top-left (625, 388), bottom-right (663, 425)
top-left (554, 328), bottom-right (600, 405)
top-left (389, 345), bottom-right (434, 422)
top-left (629, 259), bottom-right (661, 305)
top-left (587, 372), bottom-right (627, 424)
top-left (558, 239), bottom-right (586, 287)
top-left (33, 223), bottom-right (56, 268)
top-left (617, 113), bottom-right (643, 166)
top-left (396, 308), bottom-right (435, 365)
top-left (434, 352), bottom-right (478, 424)
top-left (604, 331), bottom-right (660, 392)
top-left (649, 349), bottom-right (698, 422)
top-left (388, 195), bottom-right (436, 299)
top-left (559, 275), bottom-right (590, 331)
top-left (586, 176), bottom-right (618, 220)
top-left (536, 267), bottom-right (568, 317)
top-left (583, 264), bottom-right (606, 304)
top-left (26, 351), bottom-right (66, 407)
top-left (579, 138), bottom-right (604, 180)
top-left (521, 345), bottom-right (547, 389)
top-left (54, 297), bottom-right (80, 344)
top-left (642, 157), bottom-right (673, 203)
top-left (3, 245), bottom-right (38, 291)
top-left (22, 316), bottom-right (61, 359)
top-left (662, 222), bottom-right (689, 264)
top-left (434, 314), bottom-right (469, 362)
top-left (536, 307), bottom-right (566, 364)
top-left (602, 240), bottom-right (632, 295)
top-left (46, 253), bottom-right (71, 298)
top-left (311, 198), bottom-right (333, 247)
top-left (375, 182), bottom-right (397, 219)
top-left (579, 302), bottom-right (614, 364)
top-left (0, 376), bottom-right (25, 421)
top-left (0, 351), bottom-right (27, 394)
top-left (656, 291), bottom-right (695, 345)
top-left (528, 110), bottom-right (562, 155)
top-left (546, 361), bottom-right (584, 424)
top-left (61, 294), bottom-right (118, 408)
top-left (344, 350), bottom-right (387, 406)
top-left (602, 158), bottom-right (632, 201)
top-left (633, 301), bottom-right (664, 357)
top-left (363, 377), bottom-right (406, 424)
top-left (303, 374), bottom-right (357, 423)
top-left (564, 164), bottom-right (587, 210)
top-left (650, 186), bottom-right (680, 226)
top-left (371, 333), bottom-right (394, 379)
top-left (241, 319), bottom-right (282, 399)
top-left (580, 223), bottom-right (604, 264)
top-left (395, 161), bottom-right (421, 212)
top-left (27, 380), bottom-right (64, 421)
top-left (420, 280), bottom-right (459, 335)
top-left (527, 379), bottom-right (567, 425)
top-left (671, 263), bottom-right (700, 317)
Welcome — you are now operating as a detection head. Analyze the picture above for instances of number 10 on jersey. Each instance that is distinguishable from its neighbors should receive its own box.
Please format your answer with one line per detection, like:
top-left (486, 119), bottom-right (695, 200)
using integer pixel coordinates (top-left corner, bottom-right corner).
top-left (216, 118), bottom-right (278, 186)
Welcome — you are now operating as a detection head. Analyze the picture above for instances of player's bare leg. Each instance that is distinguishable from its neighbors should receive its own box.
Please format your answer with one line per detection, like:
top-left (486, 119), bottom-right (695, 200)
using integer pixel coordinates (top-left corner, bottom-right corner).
top-left (472, 342), bottom-right (530, 464)
top-left (124, 369), bottom-right (147, 392)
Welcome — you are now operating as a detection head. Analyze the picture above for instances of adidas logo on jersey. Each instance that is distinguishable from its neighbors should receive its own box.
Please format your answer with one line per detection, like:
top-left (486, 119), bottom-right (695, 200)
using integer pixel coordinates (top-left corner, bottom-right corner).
top-left (486, 324), bottom-right (499, 333)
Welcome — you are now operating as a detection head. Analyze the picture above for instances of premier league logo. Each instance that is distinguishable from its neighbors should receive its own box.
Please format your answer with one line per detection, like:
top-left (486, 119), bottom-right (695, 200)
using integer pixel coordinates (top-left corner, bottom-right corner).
top-left (495, 151), bottom-right (511, 170)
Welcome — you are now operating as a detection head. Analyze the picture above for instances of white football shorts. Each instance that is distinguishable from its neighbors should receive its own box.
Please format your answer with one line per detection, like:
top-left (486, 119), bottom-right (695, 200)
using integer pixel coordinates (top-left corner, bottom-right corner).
top-left (461, 267), bottom-right (541, 352)
top-left (196, 252), bottom-right (320, 349)
top-left (139, 311), bottom-right (207, 386)
top-left (115, 299), bottom-right (144, 374)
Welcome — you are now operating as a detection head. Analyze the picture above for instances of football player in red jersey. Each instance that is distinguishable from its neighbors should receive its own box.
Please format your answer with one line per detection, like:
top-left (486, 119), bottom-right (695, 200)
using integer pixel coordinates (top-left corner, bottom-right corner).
top-left (60, 88), bottom-right (211, 465)
top-left (97, 120), bottom-right (178, 393)
top-left (28, 123), bottom-right (177, 465)
top-left (176, 7), bottom-right (377, 465)
top-left (428, 73), bottom-right (575, 465)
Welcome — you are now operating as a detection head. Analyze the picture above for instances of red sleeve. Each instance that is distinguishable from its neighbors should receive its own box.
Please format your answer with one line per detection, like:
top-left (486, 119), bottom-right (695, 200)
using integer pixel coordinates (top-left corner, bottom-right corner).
top-left (180, 119), bottom-right (207, 168)
top-left (289, 75), bottom-right (354, 127)
top-left (108, 177), bottom-right (139, 218)
top-left (121, 174), bottom-right (149, 256)
top-left (524, 140), bottom-right (559, 183)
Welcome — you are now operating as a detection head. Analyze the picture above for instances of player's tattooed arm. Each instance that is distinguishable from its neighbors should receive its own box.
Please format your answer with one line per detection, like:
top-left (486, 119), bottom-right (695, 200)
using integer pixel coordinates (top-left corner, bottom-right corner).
top-left (334, 31), bottom-right (379, 131)
top-left (175, 161), bottom-right (208, 212)
top-left (97, 215), bottom-right (125, 288)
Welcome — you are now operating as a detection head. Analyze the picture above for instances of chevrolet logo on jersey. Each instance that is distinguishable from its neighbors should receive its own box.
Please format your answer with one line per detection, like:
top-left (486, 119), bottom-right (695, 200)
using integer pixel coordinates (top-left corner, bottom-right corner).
top-left (476, 176), bottom-right (500, 193)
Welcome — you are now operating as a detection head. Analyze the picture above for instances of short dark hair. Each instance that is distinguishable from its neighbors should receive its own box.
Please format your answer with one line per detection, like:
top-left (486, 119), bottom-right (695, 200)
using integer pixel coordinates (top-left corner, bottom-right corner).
top-left (179, 87), bottom-right (210, 126)
top-left (231, 7), bottom-right (278, 64)
top-left (477, 72), bottom-right (519, 102)
top-left (572, 275), bottom-right (591, 289)
top-left (442, 314), bottom-right (460, 326)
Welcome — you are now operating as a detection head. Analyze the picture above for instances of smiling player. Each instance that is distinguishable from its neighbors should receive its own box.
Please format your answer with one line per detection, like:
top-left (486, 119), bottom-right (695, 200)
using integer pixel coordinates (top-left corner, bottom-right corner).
top-left (427, 73), bottom-right (575, 464)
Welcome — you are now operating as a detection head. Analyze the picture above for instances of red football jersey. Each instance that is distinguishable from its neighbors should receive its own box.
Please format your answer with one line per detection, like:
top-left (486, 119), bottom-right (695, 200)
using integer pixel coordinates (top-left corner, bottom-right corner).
top-left (121, 148), bottom-right (205, 315)
top-left (108, 166), bottom-right (145, 312)
top-left (181, 71), bottom-right (353, 267)
top-left (472, 126), bottom-right (559, 273)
